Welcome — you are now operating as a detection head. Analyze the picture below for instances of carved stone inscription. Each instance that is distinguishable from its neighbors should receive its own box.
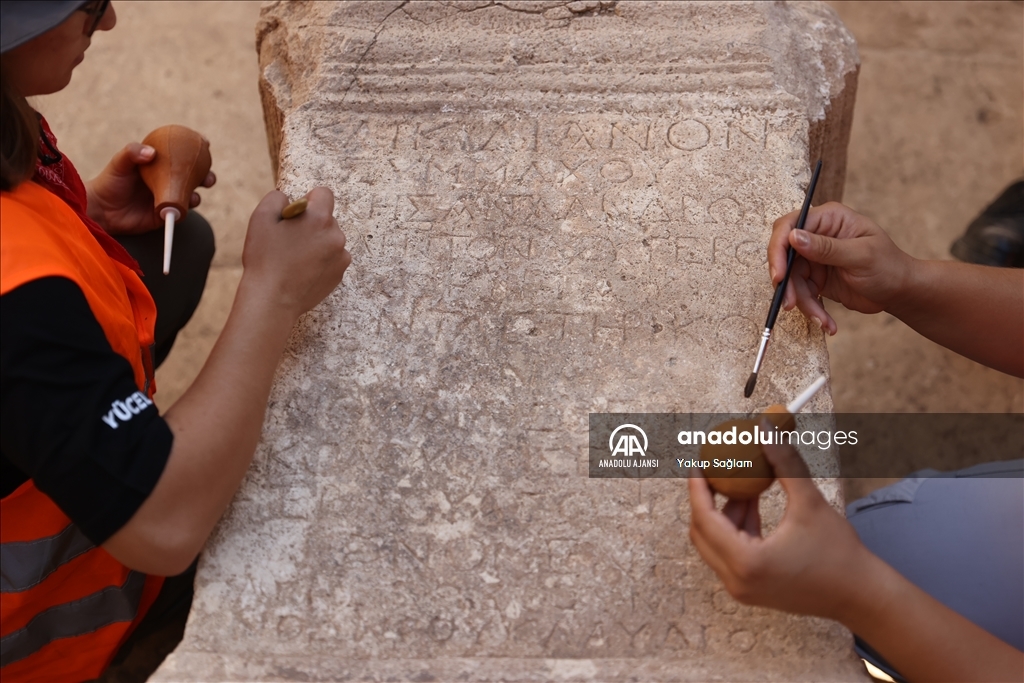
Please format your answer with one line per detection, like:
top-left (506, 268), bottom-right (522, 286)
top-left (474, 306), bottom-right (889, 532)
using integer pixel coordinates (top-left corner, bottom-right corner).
top-left (306, 112), bottom-right (808, 381)
top-left (181, 108), bottom-right (843, 666)
top-left (157, 2), bottom-right (863, 681)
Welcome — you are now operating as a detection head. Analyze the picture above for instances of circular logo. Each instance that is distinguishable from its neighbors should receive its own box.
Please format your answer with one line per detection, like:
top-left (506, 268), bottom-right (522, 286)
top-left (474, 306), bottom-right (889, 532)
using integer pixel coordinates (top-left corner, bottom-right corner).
top-left (608, 424), bottom-right (648, 457)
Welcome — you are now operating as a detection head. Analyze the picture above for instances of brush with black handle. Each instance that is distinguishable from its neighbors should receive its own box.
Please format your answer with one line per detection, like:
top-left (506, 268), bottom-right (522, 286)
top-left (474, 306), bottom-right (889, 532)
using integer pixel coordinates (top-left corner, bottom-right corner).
top-left (744, 160), bottom-right (823, 398)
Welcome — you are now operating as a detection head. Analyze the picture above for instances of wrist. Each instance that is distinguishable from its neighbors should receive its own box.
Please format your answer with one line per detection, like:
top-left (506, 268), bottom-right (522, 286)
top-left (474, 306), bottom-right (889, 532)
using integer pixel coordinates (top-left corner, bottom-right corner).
top-left (883, 254), bottom-right (926, 320)
top-left (830, 545), bottom-right (900, 635)
top-left (83, 182), bottom-right (109, 231)
top-left (234, 273), bottom-right (303, 330)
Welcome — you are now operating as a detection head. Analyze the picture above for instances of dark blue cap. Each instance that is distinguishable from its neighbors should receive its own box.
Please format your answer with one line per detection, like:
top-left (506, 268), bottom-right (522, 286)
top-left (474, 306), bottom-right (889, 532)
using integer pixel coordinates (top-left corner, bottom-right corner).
top-left (1, 1), bottom-right (88, 53)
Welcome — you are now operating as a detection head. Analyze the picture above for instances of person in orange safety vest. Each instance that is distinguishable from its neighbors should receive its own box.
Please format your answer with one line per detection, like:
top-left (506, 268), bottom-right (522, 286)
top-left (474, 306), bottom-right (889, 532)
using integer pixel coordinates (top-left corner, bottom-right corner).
top-left (0, 2), bottom-right (351, 680)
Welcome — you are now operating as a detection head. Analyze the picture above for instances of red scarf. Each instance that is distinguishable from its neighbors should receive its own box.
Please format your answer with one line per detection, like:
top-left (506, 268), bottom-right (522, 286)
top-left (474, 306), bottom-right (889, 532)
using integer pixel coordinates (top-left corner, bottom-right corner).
top-left (32, 117), bottom-right (143, 277)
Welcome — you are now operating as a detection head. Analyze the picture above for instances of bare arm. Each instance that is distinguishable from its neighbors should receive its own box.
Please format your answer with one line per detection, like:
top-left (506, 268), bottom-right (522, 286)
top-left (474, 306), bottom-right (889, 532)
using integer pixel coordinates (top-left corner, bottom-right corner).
top-left (887, 259), bottom-right (1023, 377)
top-left (768, 202), bottom-right (1024, 377)
top-left (688, 427), bottom-right (1024, 682)
top-left (102, 188), bottom-right (350, 575)
top-left (843, 551), bottom-right (1024, 683)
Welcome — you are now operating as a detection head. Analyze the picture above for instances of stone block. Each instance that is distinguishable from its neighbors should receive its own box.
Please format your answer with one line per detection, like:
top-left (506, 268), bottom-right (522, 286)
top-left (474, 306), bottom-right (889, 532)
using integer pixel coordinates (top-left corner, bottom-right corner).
top-left (154, 2), bottom-right (863, 680)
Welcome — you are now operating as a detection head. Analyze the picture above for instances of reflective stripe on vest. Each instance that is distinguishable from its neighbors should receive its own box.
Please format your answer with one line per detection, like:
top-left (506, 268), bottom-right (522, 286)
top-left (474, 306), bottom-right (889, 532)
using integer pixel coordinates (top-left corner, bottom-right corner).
top-left (1, 524), bottom-right (95, 593)
top-left (1, 181), bottom-right (164, 681)
top-left (0, 487), bottom-right (163, 681)
top-left (0, 571), bottom-right (146, 668)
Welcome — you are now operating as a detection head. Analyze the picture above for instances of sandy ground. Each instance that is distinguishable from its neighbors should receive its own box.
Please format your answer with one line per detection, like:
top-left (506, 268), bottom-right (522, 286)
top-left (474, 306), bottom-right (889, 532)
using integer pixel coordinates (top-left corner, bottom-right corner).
top-left (37, 1), bottom-right (1023, 499)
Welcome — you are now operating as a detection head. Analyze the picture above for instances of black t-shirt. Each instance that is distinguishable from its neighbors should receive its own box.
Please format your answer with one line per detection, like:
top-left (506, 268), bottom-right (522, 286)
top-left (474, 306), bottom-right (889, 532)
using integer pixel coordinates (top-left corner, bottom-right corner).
top-left (1, 277), bottom-right (172, 545)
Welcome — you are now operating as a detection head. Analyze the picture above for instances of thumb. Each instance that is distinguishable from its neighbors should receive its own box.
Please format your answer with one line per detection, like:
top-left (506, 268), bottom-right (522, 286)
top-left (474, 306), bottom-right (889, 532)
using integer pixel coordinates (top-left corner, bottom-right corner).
top-left (252, 190), bottom-right (289, 221)
top-left (107, 142), bottom-right (156, 175)
top-left (790, 229), bottom-right (861, 269)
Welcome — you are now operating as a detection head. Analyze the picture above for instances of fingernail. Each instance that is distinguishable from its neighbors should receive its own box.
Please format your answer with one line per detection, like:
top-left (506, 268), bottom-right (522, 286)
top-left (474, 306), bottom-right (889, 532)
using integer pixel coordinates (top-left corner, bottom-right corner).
top-left (793, 231), bottom-right (809, 247)
top-left (811, 316), bottom-right (824, 330)
top-left (141, 145), bottom-right (155, 156)
top-left (769, 266), bottom-right (776, 281)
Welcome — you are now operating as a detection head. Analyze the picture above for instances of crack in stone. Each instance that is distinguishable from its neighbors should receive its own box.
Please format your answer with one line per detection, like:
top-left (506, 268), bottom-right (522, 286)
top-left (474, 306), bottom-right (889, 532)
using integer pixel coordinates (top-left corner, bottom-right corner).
top-left (341, 0), bottom-right (618, 97)
top-left (448, 1), bottom-right (618, 19)
top-left (341, 0), bottom-right (410, 103)
top-left (498, 1), bottom-right (618, 18)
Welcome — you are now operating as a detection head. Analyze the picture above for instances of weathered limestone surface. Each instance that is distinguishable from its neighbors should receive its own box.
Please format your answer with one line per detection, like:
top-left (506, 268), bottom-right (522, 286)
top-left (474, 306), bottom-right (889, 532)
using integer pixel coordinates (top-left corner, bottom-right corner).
top-left (154, 2), bottom-right (863, 680)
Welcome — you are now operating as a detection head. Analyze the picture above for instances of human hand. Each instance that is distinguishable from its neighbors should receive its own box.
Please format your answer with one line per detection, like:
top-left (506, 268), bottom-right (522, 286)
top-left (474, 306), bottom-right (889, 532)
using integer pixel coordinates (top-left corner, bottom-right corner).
top-left (86, 142), bottom-right (216, 235)
top-left (240, 188), bottom-right (351, 319)
top-left (768, 202), bottom-right (915, 335)
top-left (688, 419), bottom-right (871, 621)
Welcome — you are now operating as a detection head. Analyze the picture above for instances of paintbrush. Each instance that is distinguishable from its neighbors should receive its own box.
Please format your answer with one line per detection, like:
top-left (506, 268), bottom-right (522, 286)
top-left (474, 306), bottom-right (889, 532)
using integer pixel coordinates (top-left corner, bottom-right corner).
top-left (744, 160), bottom-right (823, 398)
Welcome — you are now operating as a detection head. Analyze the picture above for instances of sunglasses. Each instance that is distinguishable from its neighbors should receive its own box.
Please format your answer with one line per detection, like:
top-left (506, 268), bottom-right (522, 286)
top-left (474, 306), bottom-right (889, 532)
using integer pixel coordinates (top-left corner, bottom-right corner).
top-left (79, 0), bottom-right (111, 37)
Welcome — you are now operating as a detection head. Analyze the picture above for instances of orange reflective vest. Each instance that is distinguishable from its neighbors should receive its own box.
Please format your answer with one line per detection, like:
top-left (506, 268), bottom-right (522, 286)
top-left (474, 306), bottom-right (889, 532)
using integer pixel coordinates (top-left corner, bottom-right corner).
top-left (1, 181), bottom-right (164, 682)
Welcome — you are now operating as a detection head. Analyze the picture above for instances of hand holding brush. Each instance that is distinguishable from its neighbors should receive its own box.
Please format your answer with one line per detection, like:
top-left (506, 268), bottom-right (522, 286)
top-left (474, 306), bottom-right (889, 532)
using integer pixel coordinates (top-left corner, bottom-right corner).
top-left (765, 201), bottom-right (1023, 377)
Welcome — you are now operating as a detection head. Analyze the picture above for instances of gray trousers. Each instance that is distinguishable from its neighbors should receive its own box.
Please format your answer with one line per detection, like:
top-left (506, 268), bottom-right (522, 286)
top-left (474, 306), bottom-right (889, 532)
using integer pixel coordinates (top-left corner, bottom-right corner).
top-left (847, 460), bottom-right (1024, 681)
